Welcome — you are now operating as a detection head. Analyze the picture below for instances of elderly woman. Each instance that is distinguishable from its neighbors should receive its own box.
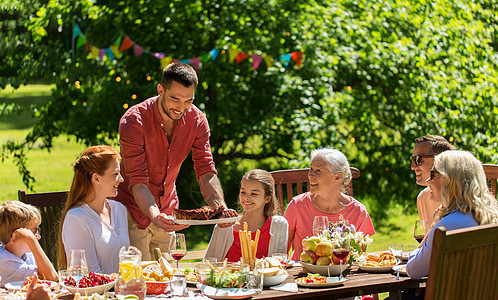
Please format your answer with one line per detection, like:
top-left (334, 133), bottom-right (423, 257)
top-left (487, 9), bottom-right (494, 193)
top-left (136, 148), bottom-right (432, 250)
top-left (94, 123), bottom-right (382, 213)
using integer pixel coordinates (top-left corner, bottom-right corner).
top-left (284, 148), bottom-right (376, 261)
top-left (407, 151), bottom-right (498, 280)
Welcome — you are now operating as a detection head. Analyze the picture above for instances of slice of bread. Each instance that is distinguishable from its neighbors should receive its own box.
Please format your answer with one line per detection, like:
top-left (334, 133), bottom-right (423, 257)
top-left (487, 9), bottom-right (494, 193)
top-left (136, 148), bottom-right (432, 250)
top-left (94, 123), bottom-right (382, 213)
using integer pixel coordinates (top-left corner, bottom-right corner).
top-left (266, 257), bottom-right (282, 268)
top-left (159, 256), bottom-right (174, 273)
top-left (258, 267), bottom-right (280, 277)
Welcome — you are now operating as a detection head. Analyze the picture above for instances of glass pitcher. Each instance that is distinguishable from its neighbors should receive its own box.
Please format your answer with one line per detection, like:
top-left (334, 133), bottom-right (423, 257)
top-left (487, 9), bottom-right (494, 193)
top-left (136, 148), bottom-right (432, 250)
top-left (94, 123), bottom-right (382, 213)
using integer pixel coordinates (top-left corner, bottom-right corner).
top-left (114, 246), bottom-right (146, 300)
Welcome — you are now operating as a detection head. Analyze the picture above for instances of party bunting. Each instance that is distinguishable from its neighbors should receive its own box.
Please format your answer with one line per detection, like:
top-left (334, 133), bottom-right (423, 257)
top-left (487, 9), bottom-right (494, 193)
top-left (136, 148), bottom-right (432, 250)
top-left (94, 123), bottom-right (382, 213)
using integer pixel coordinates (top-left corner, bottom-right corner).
top-left (235, 52), bottom-right (249, 64)
top-left (105, 48), bottom-right (115, 61)
top-left (280, 53), bottom-right (292, 67)
top-left (264, 55), bottom-right (273, 68)
top-left (72, 23), bottom-right (303, 73)
top-left (160, 57), bottom-right (173, 70)
top-left (99, 49), bottom-right (106, 63)
top-left (119, 36), bottom-right (135, 52)
top-left (133, 44), bottom-right (144, 56)
top-left (190, 57), bottom-right (201, 72)
top-left (291, 51), bottom-right (303, 67)
top-left (209, 48), bottom-right (220, 60)
top-left (72, 24), bottom-right (81, 39)
top-left (228, 48), bottom-right (241, 63)
top-left (251, 54), bottom-right (264, 71)
top-left (76, 34), bottom-right (86, 48)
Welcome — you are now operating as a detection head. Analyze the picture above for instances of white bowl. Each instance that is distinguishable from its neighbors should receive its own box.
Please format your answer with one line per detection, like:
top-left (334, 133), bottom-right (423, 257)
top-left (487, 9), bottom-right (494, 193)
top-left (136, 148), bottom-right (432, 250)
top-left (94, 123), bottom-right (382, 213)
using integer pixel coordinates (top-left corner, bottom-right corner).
top-left (262, 273), bottom-right (288, 287)
top-left (62, 280), bottom-right (115, 295)
top-left (300, 262), bottom-right (350, 276)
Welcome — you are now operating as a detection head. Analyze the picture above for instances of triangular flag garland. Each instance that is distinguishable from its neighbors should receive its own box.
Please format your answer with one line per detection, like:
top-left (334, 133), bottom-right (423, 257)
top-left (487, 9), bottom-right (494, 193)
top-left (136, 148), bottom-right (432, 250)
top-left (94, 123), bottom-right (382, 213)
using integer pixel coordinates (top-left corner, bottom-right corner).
top-left (72, 24), bottom-right (303, 72)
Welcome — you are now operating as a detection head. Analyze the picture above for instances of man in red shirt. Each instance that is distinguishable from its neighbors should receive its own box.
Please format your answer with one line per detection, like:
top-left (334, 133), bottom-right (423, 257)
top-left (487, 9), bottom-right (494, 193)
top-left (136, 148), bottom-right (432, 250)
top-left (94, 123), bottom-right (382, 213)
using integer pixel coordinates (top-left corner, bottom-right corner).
top-left (115, 62), bottom-right (227, 260)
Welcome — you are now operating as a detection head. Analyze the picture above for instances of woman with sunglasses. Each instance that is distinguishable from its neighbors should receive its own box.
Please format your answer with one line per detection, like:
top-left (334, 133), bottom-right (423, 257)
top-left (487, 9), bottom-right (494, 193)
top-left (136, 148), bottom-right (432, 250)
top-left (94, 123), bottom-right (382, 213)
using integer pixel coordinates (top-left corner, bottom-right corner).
top-left (406, 151), bottom-right (498, 283)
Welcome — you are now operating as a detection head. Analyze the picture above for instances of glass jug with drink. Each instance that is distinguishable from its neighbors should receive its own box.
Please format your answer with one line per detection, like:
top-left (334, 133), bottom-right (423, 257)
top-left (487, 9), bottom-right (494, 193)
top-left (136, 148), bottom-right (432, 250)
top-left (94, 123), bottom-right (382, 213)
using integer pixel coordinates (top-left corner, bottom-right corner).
top-left (115, 246), bottom-right (146, 300)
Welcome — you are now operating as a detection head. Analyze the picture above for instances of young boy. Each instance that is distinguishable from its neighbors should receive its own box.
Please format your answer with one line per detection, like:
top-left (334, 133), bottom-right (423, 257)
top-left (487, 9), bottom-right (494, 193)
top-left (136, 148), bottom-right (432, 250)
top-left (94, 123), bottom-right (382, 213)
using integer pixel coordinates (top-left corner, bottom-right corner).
top-left (0, 201), bottom-right (58, 287)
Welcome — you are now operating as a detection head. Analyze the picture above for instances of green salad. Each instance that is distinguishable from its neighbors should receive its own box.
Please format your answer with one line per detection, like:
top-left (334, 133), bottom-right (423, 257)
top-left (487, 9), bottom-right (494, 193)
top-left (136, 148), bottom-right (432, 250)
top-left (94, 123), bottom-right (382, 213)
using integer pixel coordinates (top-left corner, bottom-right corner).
top-left (204, 268), bottom-right (247, 288)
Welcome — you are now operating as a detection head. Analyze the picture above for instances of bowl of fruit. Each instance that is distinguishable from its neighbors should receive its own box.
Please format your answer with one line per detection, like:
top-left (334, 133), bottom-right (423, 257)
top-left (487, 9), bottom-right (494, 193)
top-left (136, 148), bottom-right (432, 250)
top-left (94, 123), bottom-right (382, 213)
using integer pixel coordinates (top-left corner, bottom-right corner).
top-left (62, 272), bottom-right (116, 295)
top-left (195, 262), bottom-right (249, 289)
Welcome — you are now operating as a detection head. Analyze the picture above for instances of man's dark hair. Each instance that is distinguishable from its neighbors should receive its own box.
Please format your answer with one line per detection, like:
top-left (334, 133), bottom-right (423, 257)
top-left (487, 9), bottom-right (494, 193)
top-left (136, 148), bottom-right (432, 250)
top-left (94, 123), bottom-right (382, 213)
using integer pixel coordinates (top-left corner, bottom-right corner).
top-left (161, 62), bottom-right (198, 89)
top-left (415, 135), bottom-right (455, 155)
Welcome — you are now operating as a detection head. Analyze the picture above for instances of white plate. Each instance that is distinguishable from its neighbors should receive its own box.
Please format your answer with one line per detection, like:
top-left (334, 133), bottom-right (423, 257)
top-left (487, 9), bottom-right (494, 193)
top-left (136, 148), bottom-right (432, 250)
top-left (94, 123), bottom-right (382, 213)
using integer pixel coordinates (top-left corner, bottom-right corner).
top-left (62, 280), bottom-right (115, 295)
top-left (263, 273), bottom-right (288, 287)
top-left (359, 265), bottom-right (397, 273)
top-left (197, 284), bottom-right (256, 299)
top-left (296, 276), bottom-right (348, 288)
top-left (392, 264), bottom-right (408, 276)
top-left (300, 262), bottom-right (350, 276)
top-left (172, 216), bottom-right (241, 225)
top-left (5, 280), bottom-right (58, 291)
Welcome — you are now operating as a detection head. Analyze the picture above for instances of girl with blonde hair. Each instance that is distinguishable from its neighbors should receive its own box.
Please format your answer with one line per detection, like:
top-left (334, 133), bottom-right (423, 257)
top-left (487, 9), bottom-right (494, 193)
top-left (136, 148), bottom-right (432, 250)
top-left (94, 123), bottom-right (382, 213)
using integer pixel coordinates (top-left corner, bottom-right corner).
top-left (58, 145), bottom-right (129, 274)
top-left (407, 150), bottom-right (498, 280)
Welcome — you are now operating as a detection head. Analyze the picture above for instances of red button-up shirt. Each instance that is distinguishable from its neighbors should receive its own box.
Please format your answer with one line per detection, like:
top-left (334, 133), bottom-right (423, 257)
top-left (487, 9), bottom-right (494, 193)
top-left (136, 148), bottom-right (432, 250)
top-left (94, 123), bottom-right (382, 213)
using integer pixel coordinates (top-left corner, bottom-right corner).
top-left (115, 96), bottom-right (217, 229)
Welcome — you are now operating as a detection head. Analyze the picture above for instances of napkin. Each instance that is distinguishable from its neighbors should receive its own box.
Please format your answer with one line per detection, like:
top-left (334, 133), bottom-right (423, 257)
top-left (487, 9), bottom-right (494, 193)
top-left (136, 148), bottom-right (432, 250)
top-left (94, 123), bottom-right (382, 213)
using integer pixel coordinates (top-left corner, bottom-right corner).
top-left (270, 283), bottom-right (299, 293)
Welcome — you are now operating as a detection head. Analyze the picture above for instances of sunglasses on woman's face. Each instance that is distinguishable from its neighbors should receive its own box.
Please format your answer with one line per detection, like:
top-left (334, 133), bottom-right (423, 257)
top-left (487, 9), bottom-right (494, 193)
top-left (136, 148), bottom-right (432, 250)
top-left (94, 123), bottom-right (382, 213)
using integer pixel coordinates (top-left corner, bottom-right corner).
top-left (430, 169), bottom-right (439, 180)
top-left (410, 155), bottom-right (434, 166)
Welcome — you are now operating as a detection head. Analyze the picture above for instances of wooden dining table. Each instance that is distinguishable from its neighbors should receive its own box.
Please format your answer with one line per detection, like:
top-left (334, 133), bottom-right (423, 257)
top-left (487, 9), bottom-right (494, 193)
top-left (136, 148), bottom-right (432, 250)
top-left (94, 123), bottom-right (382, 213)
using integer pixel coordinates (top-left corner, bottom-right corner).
top-left (0, 263), bottom-right (426, 300)
top-left (181, 262), bottom-right (426, 300)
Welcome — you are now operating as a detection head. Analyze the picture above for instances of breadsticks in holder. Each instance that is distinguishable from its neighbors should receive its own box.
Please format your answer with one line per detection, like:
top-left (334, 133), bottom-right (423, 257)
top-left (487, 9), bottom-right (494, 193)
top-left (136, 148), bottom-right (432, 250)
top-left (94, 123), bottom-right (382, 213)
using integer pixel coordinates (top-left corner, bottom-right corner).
top-left (239, 222), bottom-right (260, 270)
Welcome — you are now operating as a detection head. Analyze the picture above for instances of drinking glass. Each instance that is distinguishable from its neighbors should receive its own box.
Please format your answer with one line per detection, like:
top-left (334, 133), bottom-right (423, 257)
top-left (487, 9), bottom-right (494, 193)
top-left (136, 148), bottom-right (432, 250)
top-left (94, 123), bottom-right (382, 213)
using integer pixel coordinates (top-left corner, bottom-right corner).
top-left (414, 220), bottom-right (428, 243)
top-left (169, 233), bottom-right (187, 271)
top-left (389, 244), bottom-right (403, 264)
top-left (246, 272), bottom-right (264, 294)
top-left (170, 276), bottom-right (186, 297)
top-left (332, 236), bottom-right (350, 280)
top-left (68, 249), bottom-right (88, 295)
top-left (313, 216), bottom-right (329, 236)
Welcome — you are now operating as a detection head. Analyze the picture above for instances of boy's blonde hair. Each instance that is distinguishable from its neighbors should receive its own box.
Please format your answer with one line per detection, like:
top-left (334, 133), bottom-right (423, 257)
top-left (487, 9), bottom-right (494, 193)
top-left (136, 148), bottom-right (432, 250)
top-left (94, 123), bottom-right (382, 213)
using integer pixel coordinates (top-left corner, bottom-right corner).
top-left (0, 201), bottom-right (41, 244)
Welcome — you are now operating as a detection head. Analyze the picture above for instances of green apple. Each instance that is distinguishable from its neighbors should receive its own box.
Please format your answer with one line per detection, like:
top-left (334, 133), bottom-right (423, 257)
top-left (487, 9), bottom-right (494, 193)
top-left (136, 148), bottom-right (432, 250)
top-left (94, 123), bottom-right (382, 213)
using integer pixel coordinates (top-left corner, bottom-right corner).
top-left (302, 236), bottom-right (321, 253)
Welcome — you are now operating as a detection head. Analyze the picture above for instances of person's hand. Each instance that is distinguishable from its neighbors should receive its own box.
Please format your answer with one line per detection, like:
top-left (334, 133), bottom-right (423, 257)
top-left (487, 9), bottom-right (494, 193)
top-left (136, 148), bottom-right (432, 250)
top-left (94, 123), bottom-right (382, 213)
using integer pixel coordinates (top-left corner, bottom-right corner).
top-left (11, 228), bottom-right (36, 243)
top-left (217, 221), bottom-right (235, 228)
top-left (26, 273), bottom-right (51, 300)
top-left (152, 213), bottom-right (190, 232)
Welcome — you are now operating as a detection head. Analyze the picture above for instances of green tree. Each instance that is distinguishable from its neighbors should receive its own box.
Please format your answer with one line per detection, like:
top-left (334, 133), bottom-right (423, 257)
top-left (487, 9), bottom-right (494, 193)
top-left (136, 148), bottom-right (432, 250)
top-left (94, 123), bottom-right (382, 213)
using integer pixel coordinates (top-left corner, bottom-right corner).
top-left (1, 0), bottom-right (497, 219)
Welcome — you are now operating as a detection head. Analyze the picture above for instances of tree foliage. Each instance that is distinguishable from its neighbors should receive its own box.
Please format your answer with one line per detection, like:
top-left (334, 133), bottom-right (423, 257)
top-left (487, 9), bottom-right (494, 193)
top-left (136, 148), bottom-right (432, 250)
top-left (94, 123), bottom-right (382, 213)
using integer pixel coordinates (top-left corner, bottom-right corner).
top-left (1, 0), bottom-right (497, 216)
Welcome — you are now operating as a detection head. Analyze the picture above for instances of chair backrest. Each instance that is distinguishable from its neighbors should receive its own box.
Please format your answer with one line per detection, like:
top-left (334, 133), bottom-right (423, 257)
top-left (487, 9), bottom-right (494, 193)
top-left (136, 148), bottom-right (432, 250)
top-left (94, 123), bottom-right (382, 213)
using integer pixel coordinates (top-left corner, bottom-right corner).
top-left (483, 164), bottom-right (498, 198)
top-left (18, 189), bottom-right (69, 269)
top-left (425, 223), bottom-right (498, 300)
top-left (270, 167), bottom-right (360, 215)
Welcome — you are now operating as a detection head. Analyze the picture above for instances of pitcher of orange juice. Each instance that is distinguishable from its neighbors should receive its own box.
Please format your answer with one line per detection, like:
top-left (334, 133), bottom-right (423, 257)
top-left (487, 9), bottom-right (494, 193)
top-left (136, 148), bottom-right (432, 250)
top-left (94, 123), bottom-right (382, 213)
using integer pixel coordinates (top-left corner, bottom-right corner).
top-left (115, 246), bottom-right (146, 300)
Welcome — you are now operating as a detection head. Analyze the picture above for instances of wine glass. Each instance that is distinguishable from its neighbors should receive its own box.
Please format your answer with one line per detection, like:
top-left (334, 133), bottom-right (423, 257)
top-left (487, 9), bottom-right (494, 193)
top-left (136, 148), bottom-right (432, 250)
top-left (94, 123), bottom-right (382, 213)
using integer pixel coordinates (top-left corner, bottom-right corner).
top-left (169, 233), bottom-right (187, 272)
top-left (332, 235), bottom-right (350, 280)
top-left (313, 216), bottom-right (329, 236)
top-left (68, 249), bottom-right (88, 295)
top-left (414, 220), bottom-right (428, 243)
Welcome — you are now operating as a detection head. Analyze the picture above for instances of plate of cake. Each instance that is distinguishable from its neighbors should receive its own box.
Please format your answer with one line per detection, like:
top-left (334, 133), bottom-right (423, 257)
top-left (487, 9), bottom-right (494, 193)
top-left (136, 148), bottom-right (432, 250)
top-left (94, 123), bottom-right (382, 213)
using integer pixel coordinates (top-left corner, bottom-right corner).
top-left (172, 206), bottom-right (240, 225)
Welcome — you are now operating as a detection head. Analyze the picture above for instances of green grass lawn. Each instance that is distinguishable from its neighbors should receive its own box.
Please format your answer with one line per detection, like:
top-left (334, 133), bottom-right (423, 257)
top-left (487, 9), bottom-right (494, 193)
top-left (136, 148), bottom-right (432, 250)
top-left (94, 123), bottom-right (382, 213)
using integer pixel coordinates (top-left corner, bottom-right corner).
top-left (1, 84), bottom-right (87, 200)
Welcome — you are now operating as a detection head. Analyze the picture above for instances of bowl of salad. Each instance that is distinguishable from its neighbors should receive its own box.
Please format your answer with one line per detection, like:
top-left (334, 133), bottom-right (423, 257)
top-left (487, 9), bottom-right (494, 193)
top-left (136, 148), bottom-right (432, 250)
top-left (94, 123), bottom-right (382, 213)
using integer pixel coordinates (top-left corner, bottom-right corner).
top-left (195, 262), bottom-right (249, 289)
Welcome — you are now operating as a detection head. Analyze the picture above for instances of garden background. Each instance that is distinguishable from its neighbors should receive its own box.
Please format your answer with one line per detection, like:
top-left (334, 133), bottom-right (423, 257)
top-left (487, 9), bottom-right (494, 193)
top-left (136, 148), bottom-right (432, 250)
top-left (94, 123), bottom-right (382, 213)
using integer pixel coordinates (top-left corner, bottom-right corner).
top-left (1, 0), bottom-right (497, 255)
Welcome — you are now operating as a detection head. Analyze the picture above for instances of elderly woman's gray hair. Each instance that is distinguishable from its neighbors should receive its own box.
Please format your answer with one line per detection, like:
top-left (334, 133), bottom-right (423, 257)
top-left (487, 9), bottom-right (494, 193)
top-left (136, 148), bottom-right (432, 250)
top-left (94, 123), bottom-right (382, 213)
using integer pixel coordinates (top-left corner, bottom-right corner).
top-left (311, 148), bottom-right (352, 191)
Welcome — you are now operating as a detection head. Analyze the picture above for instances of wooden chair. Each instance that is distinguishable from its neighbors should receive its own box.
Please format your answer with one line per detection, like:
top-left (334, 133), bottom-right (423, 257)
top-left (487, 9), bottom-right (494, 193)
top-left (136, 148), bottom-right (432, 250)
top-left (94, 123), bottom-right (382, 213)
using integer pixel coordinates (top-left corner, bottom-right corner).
top-left (483, 164), bottom-right (498, 198)
top-left (270, 167), bottom-right (360, 215)
top-left (425, 223), bottom-right (498, 300)
top-left (18, 189), bottom-right (68, 269)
